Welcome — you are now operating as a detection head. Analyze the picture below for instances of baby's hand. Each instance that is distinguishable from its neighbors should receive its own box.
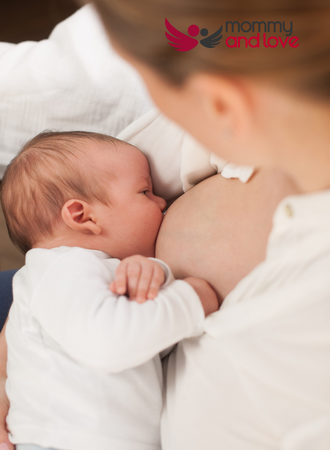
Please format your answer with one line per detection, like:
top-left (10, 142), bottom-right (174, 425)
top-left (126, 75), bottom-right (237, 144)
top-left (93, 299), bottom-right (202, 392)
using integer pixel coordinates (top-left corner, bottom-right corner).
top-left (109, 255), bottom-right (165, 303)
top-left (184, 277), bottom-right (221, 317)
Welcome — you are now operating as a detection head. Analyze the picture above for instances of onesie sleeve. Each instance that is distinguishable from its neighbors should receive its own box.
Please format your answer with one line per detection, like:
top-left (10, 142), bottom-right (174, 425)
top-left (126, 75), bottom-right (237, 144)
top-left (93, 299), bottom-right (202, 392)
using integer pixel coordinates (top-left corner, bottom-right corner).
top-left (148, 257), bottom-right (175, 287)
top-left (30, 249), bottom-right (204, 373)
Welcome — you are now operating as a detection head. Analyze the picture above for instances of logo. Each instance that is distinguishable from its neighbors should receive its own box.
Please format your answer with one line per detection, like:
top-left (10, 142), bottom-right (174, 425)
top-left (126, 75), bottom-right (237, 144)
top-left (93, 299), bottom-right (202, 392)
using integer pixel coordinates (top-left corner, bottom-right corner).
top-left (165, 19), bottom-right (299, 51)
top-left (165, 18), bottom-right (222, 52)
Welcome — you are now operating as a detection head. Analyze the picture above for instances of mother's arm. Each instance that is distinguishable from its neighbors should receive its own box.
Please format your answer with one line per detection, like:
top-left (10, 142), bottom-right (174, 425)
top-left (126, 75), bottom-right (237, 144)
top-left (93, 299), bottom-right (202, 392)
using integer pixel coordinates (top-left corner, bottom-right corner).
top-left (0, 320), bottom-right (13, 450)
top-left (0, 271), bottom-right (14, 448)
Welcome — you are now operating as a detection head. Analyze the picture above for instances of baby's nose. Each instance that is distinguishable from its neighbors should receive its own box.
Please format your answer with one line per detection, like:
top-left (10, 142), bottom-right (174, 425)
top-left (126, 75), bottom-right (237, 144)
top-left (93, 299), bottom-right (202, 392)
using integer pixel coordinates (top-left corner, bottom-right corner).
top-left (157, 196), bottom-right (167, 211)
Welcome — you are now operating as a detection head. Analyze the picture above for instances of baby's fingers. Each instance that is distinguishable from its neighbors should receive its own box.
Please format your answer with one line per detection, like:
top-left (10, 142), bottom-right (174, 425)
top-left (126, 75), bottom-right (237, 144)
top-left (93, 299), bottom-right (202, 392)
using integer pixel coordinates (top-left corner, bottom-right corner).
top-left (146, 265), bottom-right (165, 300)
top-left (113, 262), bottom-right (130, 295)
top-left (109, 281), bottom-right (117, 293)
top-left (126, 261), bottom-right (142, 300)
top-left (134, 264), bottom-right (153, 303)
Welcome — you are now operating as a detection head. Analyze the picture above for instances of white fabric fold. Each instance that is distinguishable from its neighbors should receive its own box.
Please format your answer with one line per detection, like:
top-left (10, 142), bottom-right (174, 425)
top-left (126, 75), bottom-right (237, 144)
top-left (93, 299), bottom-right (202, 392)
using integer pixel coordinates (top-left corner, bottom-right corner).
top-left (0, 5), bottom-right (153, 177)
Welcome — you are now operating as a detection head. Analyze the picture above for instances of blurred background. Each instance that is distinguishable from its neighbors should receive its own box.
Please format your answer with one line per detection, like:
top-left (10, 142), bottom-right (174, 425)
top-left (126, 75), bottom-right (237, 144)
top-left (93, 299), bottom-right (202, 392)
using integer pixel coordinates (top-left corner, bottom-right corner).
top-left (0, 0), bottom-right (79, 270)
top-left (0, 0), bottom-right (78, 42)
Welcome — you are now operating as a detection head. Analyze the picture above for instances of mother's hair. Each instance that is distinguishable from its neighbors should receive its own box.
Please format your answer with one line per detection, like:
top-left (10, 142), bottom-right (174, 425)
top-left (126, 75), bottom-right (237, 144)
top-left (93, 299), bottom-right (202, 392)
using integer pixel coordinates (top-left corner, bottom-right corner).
top-left (88, 0), bottom-right (330, 99)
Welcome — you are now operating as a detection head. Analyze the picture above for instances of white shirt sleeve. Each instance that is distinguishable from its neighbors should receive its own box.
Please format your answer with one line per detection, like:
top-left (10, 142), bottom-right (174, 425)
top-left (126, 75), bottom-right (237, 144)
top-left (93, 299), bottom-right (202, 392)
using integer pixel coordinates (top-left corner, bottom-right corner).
top-left (281, 416), bottom-right (330, 450)
top-left (30, 249), bottom-right (204, 373)
top-left (117, 109), bottom-right (184, 200)
top-left (181, 132), bottom-right (254, 191)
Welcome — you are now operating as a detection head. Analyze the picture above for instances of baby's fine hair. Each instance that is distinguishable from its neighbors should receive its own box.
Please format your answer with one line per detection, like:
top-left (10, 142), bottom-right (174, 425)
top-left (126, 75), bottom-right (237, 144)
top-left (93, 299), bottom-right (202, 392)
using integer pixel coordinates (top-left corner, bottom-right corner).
top-left (0, 131), bottom-right (122, 254)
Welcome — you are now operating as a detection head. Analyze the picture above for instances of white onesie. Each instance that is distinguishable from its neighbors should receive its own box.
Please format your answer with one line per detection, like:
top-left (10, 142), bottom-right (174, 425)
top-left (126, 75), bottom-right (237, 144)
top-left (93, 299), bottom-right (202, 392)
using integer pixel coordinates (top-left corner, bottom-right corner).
top-left (6, 247), bottom-right (204, 450)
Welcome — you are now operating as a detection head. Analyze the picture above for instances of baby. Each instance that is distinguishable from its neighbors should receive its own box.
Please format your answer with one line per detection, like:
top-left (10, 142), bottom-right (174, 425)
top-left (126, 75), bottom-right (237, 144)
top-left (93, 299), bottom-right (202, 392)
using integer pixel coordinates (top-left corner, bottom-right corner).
top-left (0, 131), bottom-right (219, 450)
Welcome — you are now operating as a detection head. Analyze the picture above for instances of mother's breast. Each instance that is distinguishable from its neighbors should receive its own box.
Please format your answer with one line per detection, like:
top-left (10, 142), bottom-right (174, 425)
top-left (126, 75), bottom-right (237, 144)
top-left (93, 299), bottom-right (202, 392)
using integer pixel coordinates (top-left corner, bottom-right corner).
top-left (156, 168), bottom-right (299, 301)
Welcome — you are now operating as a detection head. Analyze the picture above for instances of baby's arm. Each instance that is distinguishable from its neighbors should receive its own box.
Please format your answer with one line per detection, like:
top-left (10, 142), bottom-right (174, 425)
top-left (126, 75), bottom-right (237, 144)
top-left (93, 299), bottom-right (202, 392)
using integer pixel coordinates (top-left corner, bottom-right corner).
top-left (29, 250), bottom-right (218, 374)
top-left (110, 255), bottom-right (220, 316)
top-left (109, 255), bottom-right (167, 303)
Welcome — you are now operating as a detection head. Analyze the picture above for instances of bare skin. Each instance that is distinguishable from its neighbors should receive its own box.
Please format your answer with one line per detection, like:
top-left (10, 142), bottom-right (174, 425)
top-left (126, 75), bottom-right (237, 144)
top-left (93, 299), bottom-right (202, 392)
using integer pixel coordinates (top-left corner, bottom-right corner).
top-left (156, 168), bottom-right (300, 302)
top-left (0, 320), bottom-right (12, 450)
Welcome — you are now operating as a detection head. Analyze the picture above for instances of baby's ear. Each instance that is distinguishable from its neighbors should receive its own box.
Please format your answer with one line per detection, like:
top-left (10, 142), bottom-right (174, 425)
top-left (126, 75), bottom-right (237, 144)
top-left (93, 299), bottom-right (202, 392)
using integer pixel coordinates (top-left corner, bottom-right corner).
top-left (61, 199), bottom-right (101, 235)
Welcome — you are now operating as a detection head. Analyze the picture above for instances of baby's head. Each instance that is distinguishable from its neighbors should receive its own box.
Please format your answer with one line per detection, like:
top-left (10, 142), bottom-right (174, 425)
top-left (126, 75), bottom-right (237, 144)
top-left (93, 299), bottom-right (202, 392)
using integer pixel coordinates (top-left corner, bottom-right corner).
top-left (0, 131), bottom-right (166, 259)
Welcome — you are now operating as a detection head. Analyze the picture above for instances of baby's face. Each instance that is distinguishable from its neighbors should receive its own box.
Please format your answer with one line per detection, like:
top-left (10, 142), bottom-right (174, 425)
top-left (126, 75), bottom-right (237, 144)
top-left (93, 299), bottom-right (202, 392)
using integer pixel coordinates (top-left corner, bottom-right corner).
top-left (91, 143), bottom-right (166, 259)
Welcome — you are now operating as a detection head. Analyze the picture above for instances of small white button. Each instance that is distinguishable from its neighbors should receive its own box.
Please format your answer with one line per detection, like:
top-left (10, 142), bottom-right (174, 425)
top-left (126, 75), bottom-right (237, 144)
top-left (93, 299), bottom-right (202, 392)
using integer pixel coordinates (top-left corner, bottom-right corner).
top-left (284, 204), bottom-right (293, 217)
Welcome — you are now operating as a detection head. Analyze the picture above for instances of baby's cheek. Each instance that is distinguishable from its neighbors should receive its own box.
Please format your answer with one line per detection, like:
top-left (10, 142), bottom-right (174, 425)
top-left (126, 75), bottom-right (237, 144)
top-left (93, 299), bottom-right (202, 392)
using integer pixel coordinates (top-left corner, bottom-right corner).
top-left (140, 206), bottom-right (164, 249)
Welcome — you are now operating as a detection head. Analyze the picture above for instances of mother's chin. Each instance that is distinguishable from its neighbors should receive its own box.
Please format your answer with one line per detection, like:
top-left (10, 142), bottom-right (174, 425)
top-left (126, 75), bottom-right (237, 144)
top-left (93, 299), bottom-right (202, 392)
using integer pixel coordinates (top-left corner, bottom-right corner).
top-left (156, 168), bottom-right (299, 301)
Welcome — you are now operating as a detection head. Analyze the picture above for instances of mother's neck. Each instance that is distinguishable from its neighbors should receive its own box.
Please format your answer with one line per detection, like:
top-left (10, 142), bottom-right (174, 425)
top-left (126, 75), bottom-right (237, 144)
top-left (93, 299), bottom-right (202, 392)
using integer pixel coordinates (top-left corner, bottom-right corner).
top-left (255, 84), bottom-right (330, 193)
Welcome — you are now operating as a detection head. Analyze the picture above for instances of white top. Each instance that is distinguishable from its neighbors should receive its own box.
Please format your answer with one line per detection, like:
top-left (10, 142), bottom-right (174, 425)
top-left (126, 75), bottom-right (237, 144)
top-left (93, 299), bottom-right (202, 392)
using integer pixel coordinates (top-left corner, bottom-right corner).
top-left (162, 189), bottom-right (330, 450)
top-left (6, 247), bottom-right (205, 450)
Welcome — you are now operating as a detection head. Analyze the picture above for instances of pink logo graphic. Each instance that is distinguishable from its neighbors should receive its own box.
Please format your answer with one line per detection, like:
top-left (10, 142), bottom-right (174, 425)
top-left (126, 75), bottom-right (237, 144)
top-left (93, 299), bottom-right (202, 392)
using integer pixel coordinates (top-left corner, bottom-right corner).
top-left (165, 18), bottom-right (223, 52)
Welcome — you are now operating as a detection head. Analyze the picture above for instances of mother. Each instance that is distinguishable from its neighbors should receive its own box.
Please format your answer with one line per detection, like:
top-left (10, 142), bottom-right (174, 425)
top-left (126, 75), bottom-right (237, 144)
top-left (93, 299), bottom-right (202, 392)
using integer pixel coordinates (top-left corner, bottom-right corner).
top-left (89, 0), bottom-right (330, 448)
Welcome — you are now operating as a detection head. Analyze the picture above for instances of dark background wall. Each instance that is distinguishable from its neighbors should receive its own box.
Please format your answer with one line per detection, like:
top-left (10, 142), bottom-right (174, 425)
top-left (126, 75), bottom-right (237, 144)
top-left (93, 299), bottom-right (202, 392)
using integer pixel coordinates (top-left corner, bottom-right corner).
top-left (0, 0), bottom-right (80, 270)
top-left (0, 0), bottom-right (79, 42)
